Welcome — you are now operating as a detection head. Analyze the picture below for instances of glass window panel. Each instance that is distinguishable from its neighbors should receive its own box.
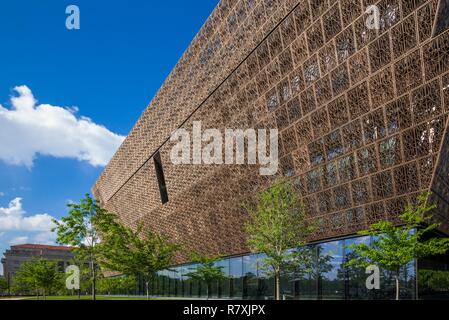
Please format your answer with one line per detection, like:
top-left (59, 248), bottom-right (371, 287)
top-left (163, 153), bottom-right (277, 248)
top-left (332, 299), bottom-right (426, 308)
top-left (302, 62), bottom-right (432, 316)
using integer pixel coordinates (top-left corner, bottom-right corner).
top-left (200, 278), bottom-right (207, 298)
top-left (418, 250), bottom-right (449, 299)
top-left (169, 270), bottom-right (176, 296)
top-left (256, 253), bottom-right (274, 300)
top-left (318, 240), bottom-right (345, 299)
top-left (369, 233), bottom-right (416, 299)
top-left (209, 261), bottom-right (220, 298)
top-left (188, 264), bottom-right (200, 297)
top-left (175, 267), bottom-right (182, 297)
top-left (345, 236), bottom-right (371, 300)
top-left (216, 259), bottom-right (230, 298)
top-left (298, 245), bottom-right (318, 300)
top-left (375, 252), bottom-right (416, 299)
top-left (280, 248), bottom-right (307, 300)
top-left (179, 266), bottom-right (186, 297)
top-left (229, 257), bottom-right (243, 298)
top-left (183, 265), bottom-right (193, 297)
top-left (243, 254), bottom-right (259, 299)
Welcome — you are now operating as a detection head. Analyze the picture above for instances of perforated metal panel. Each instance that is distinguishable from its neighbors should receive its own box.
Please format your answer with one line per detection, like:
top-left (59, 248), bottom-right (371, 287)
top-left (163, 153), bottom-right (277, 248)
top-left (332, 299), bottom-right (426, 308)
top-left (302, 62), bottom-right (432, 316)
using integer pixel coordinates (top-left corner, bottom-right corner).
top-left (93, 0), bottom-right (449, 264)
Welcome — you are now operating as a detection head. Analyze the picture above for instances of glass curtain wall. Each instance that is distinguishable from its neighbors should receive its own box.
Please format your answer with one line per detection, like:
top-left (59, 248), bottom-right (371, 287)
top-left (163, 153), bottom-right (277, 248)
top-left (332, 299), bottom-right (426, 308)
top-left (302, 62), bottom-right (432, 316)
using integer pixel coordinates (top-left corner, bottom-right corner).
top-left (146, 235), bottom-right (416, 299)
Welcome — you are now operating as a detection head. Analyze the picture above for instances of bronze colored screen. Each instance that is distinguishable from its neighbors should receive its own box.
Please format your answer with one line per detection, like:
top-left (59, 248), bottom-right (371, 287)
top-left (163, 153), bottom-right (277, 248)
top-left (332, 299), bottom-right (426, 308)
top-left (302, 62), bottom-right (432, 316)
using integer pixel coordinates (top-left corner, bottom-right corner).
top-left (94, 0), bottom-right (449, 264)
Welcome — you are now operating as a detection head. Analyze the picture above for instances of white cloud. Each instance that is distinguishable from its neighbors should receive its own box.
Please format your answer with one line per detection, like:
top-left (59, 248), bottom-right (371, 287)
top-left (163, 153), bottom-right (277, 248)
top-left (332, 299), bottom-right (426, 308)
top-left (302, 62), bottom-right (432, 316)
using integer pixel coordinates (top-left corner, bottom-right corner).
top-left (0, 85), bottom-right (125, 168)
top-left (0, 196), bottom-right (59, 274)
top-left (9, 236), bottom-right (29, 245)
top-left (0, 198), bottom-right (57, 233)
top-left (0, 197), bottom-right (60, 275)
top-left (32, 231), bottom-right (56, 244)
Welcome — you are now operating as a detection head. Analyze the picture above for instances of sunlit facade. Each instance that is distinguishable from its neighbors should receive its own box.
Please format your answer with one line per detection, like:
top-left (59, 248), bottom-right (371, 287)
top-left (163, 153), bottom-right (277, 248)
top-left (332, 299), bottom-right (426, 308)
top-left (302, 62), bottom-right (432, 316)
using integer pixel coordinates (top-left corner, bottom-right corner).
top-left (94, 0), bottom-right (449, 299)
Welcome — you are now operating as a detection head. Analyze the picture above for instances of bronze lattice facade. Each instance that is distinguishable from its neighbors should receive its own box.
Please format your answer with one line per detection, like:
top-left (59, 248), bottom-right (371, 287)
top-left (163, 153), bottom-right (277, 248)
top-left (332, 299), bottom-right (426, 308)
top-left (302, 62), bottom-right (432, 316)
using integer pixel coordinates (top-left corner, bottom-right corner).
top-left (93, 0), bottom-right (449, 265)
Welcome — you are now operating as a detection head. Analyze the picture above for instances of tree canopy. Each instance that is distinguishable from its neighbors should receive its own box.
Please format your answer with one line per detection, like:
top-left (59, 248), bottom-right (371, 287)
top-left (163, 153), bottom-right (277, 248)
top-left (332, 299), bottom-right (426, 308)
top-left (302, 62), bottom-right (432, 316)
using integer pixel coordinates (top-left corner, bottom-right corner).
top-left (12, 258), bottom-right (63, 299)
top-left (346, 192), bottom-right (449, 300)
top-left (53, 193), bottom-right (107, 300)
top-left (96, 212), bottom-right (180, 299)
top-left (245, 178), bottom-right (314, 300)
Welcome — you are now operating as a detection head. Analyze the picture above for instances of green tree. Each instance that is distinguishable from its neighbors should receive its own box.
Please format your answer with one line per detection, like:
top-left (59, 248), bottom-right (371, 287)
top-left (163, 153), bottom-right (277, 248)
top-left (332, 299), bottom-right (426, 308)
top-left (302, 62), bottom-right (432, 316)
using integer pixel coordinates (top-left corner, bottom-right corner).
top-left (98, 275), bottom-right (136, 296)
top-left (0, 277), bottom-right (8, 295)
top-left (96, 212), bottom-right (180, 300)
top-left (117, 275), bottom-right (137, 295)
top-left (12, 259), bottom-right (62, 299)
top-left (244, 179), bottom-right (314, 300)
top-left (346, 192), bottom-right (449, 300)
top-left (419, 269), bottom-right (449, 294)
top-left (185, 254), bottom-right (226, 299)
top-left (97, 276), bottom-right (118, 295)
top-left (53, 194), bottom-right (107, 300)
top-left (64, 253), bottom-right (94, 299)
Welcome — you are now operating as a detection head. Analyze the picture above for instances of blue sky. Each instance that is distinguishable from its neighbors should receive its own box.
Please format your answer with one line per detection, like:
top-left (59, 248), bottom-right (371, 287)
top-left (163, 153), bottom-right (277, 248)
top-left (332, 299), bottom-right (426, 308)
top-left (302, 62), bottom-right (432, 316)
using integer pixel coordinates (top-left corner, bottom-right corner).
top-left (0, 0), bottom-right (217, 274)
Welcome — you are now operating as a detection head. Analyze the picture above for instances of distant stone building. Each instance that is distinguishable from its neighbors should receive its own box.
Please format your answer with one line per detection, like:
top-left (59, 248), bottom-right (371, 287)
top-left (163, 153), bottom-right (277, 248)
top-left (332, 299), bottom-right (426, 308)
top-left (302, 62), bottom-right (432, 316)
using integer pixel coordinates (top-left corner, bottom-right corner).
top-left (1, 244), bottom-right (75, 283)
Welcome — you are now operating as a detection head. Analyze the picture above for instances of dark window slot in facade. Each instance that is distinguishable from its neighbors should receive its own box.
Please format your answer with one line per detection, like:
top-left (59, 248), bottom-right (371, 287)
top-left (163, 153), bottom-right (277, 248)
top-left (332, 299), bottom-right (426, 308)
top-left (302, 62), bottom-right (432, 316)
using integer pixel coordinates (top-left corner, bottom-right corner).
top-left (153, 152), bottom-right (169, 204)
top-left (434, 0), bottom-right (449, 36)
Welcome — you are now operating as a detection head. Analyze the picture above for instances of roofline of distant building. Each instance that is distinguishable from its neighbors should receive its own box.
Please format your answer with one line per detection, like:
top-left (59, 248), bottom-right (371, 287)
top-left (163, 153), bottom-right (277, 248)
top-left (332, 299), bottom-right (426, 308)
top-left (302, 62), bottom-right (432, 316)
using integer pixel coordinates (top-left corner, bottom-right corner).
top-left (9, 244), bottom-right (74, 251)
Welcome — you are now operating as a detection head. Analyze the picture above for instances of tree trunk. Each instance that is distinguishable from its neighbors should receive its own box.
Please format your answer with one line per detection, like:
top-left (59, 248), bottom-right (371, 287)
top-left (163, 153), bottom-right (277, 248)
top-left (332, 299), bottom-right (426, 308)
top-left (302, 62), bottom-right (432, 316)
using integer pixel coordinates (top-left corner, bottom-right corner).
top-left (395, 272), bottom-right (400, 301)
top-left (146, 281), bottom-right (149, 300)
top-left (206, 283), bottom-right (209, 300)
top-left (275, 271), bottom-right (281, 301)
top-left (91, 258), bottom-right (96, 300)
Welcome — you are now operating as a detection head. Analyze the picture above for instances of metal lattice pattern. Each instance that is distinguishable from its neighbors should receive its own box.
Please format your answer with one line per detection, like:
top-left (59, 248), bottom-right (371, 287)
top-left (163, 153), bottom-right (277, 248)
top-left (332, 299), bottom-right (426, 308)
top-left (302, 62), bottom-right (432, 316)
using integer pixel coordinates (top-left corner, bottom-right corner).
top-left (94, 0), bottom-right (449, 264)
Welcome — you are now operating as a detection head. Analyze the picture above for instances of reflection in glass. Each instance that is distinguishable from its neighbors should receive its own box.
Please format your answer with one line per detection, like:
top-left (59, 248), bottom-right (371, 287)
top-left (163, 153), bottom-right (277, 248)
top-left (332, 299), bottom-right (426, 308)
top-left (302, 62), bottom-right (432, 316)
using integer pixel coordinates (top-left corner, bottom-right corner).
top-left (296, 245), bottom-right (318, 300)
top-left (418, 252), bottom-right (449, 299)
top-left (344, 236), bottom-right (370, 299)
top-left (145, 235), bottom-right (421, 299)
top-left (257, 254), bottom-right (274, 300)
top-left (216, 259), bottom-right (230, 298)
top-left (243, 254), bottom-right (258, 299)
top-left (378, 262), bottom-right (415, 300)
top-left (318, 241), bottom-right (344, 299)
top-left (280, 247), bottom-right (315, 300)
top-left (180, 266), bottom-right (189, 297)
top-left (189, 264), bottom-right (200, 297)
top-left (229, 256), bottom-right (243, 298)
top-left (169, 269), bottom-right (176, 296)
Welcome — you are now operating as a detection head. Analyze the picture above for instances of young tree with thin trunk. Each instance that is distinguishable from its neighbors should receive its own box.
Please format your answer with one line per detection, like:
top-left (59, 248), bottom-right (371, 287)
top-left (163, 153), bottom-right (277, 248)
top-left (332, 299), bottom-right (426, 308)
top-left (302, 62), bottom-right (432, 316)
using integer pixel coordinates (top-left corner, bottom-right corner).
top-left (53, 194), bottom-right (106, 300)
top-left (185, 254), bottom-right (226, 300)
top-left (346, 192), bottom-right (449, 300)
top-left (12, 258), bottom-right (62, 299)
top-left (244, 179), bottom-right (314, 300)
top-left (96, 212), bottom-right (180, 300)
